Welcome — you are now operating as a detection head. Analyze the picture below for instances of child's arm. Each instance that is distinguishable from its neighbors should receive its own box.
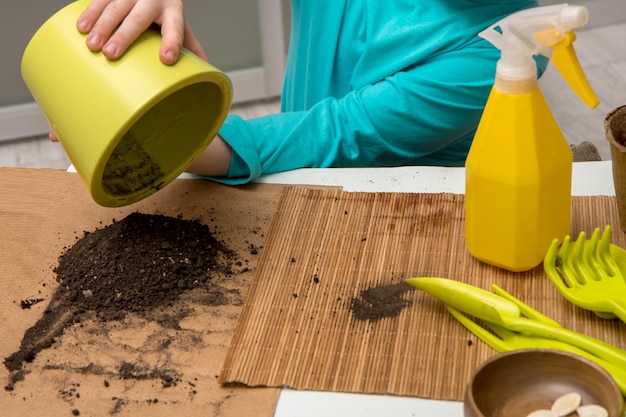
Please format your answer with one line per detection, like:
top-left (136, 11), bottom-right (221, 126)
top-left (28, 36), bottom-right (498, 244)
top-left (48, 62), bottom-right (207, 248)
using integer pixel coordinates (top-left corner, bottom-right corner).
top-left (207, 44), bottom-right (505, 184)
top-left (186, 136), bottom-right (232, 177)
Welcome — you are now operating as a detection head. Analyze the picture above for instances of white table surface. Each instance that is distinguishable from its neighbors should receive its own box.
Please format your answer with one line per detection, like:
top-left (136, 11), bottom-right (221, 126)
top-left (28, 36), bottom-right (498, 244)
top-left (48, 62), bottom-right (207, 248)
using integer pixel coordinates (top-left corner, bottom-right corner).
top-left (252, 161), bottom-right (616, 417)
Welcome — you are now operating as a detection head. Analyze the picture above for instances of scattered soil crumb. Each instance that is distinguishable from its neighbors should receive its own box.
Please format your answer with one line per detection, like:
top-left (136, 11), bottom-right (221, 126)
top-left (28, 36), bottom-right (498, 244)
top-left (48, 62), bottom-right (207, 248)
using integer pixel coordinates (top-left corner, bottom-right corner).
top-left (20, 298), bottom-right (45, 309)
top-left (3, 212), bottom-right (236, 390)
top-left (350, 282), bottom-right (414, 322)
top-left (118, 361), bottom-right (180, 388)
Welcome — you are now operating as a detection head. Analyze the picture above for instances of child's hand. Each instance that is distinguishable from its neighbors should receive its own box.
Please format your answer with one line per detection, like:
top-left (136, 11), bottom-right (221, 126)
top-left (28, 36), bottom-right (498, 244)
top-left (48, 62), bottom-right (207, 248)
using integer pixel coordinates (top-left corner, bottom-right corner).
top-left (77, 0), bottom-right (208, 64)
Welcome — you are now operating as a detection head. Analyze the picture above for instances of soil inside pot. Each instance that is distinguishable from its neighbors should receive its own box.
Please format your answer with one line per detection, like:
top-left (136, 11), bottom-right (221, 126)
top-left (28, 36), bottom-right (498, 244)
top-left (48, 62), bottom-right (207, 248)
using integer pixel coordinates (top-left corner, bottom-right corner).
top-left (102, 133), bottom-right (165, 195)
top-left (607, 106), bottom-right (626, 146)
top-left (3, 212), bottom-right (235, 390)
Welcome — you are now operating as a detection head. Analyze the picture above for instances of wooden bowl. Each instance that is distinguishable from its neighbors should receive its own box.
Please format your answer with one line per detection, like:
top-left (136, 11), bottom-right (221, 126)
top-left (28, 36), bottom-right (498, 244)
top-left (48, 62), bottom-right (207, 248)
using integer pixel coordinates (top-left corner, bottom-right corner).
top-left (464, 349), bottom-right (623, 417)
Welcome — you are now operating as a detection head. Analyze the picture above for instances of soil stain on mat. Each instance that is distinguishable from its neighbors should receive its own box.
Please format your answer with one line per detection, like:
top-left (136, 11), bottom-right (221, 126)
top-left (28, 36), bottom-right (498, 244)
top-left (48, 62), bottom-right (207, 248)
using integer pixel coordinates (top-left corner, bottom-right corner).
top-left (3, 212), bottom-right (237, 390)
top-left (350, 282), bottom-right (415, 322)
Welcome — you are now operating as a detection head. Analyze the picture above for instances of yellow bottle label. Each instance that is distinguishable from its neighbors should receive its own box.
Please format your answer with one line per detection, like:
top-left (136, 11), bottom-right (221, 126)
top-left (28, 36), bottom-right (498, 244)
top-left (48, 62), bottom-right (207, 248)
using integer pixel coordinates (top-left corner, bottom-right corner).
top-left (465, 86), bottom-right (572, 272)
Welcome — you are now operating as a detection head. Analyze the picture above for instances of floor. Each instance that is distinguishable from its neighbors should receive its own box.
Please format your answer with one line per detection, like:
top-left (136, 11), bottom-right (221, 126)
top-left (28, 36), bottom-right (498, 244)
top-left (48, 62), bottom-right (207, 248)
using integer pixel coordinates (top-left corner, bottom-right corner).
top-left (1, 22), bottom-right (625, 169)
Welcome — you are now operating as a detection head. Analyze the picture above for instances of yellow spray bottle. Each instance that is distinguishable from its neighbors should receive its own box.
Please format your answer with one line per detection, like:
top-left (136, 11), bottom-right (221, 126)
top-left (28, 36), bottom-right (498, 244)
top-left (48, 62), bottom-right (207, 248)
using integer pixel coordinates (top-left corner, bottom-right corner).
top-left (465, 4), bottom-right (599, 272)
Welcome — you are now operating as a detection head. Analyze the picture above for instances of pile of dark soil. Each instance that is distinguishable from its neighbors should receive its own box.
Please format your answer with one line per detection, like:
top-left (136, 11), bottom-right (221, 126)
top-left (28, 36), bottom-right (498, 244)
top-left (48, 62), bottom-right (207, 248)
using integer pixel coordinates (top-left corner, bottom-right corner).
top-left (350, 282), bottom-right (415, 322)
top-left (4, 212), bottom-right (235, 390)
top-left (53, 212), bottom-right (234, 319)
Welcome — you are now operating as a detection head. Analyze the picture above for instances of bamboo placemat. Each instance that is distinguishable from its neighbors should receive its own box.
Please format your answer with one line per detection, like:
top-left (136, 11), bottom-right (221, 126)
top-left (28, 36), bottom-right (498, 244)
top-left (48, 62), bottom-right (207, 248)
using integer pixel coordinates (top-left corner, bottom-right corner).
top-left (220, 187), bottom-right (626, 401)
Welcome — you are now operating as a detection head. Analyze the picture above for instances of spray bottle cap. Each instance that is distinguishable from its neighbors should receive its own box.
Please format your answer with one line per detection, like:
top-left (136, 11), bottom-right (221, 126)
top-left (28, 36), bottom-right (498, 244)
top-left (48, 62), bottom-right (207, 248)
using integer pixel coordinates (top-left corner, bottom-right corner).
top-left (480, 3), bottom-right (599, 108)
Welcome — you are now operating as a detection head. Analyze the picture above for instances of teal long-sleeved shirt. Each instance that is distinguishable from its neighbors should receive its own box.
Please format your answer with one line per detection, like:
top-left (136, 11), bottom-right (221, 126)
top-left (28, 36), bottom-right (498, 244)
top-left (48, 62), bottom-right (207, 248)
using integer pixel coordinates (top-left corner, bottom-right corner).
top-left (215, 0), bottom-right (540, 184)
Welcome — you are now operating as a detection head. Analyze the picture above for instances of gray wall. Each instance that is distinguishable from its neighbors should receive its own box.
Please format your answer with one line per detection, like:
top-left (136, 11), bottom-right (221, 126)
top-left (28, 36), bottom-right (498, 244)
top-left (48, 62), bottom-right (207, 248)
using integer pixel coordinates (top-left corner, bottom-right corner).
top-left (539, 0), bottom-right (625, 28)
top-left (0, 0), bottom-right (264, 108)
top-left (1, 0), bottom-right (68, 107)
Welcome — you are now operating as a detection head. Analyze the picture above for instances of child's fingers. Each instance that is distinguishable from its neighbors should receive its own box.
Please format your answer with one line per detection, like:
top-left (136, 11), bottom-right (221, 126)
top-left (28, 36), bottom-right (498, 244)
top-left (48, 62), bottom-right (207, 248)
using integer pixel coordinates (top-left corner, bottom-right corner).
top-left (99, 0), bottom-right (157, 60)
top-left (158, 2), bottom-right (185, 64)
top-left (76, 0), bottom-right (112, 34)
top-left (84, 0), bottom-right (137, 53)
top-left (76, 0), bottom-right (195, 64)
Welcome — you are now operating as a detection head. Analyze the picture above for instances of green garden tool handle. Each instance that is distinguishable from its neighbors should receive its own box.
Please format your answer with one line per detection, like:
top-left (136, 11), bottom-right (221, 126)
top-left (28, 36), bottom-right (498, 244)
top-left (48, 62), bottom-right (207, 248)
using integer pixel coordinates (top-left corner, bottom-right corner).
top-left (448, 306), bottom-right (626, 396)
top-left (606, 299), bottom-right (626, 323)
top-left (508, 317), bottom-right (626, 368)
top-left (406, 277), bottom-right (626, 368)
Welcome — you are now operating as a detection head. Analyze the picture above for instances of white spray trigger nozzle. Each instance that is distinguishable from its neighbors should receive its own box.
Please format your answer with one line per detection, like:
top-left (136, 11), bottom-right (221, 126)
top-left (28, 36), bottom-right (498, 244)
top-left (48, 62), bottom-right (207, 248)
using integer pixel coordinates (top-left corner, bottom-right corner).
top-left (478, 3), bottom-right (598, 107)
top-left (559, 5), bottom-right (589, 28)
